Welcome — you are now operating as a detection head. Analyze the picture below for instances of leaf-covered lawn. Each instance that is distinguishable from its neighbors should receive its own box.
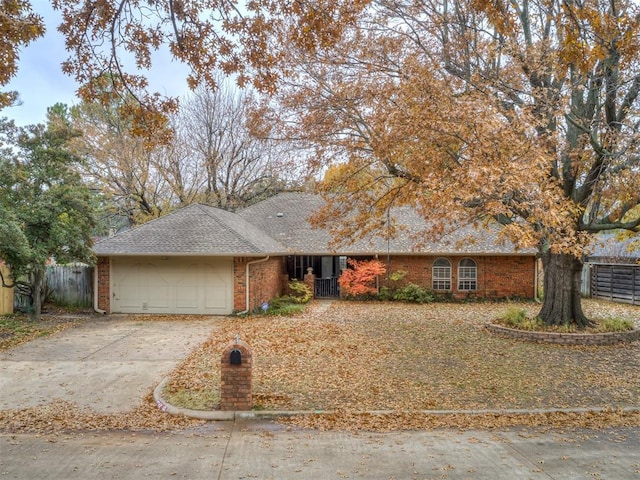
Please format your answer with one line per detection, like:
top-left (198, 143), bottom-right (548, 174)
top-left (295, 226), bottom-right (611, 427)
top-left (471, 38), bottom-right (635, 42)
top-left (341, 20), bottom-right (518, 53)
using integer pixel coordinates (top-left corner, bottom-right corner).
top-left (3, 300), bottom-right (639, 434)
top-left (0, 314), bottom-right (78, 351)
top-left (165, 299), bottom-right (640, 414)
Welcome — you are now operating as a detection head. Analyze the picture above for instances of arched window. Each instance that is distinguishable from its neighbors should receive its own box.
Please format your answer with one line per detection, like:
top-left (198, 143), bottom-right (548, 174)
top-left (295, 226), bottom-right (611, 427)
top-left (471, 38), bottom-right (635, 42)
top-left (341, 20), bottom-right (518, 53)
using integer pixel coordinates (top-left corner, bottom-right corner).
top-left (432, 258), bottom-right (451, 290)
top-left (458, 258), bottom-right (477, 291)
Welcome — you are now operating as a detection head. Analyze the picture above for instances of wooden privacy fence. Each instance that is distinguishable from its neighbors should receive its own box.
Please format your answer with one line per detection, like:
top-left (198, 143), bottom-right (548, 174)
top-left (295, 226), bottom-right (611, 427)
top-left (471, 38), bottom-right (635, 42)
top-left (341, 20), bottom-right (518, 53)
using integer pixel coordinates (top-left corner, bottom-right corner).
top-left (14, 264), bottom-right (94, 310)
top-left (580, 264), bottom-right (591, 297)
top-left (0, 264), bottom-right (13, 314)
top-left (591, 263), bottom-right (640, 306)
top-left (46, 264), bottom-right (94, 307)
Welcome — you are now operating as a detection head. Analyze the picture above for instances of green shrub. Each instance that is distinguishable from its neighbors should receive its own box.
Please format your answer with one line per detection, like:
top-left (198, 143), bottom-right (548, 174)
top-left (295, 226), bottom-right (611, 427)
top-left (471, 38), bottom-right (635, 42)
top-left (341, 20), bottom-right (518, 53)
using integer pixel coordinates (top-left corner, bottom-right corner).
top-left (377, 286), bottom-right (393, 301)
top-left (550, 322), bottom-right (577, 333)
top-left (259, 293), bottom-right (308, 316)
top-left (497, 308), bottom-right (635, 333)
top-left (266, 296), bottom-right (290, 310)
top-left (500, 307), bottom-right (528, 327)
top-left (498, 308), bottom-right (545, 330)
top-left (392, 283), bottom-right (435, 304)
top-left (288, 280), bottom-right (312, 304)
top-left (389, 270), bottom-right (407, 282)
top-left (596, 317), bottom-right (634, 333)
top-left (265, 303), bottom-right (305, 316)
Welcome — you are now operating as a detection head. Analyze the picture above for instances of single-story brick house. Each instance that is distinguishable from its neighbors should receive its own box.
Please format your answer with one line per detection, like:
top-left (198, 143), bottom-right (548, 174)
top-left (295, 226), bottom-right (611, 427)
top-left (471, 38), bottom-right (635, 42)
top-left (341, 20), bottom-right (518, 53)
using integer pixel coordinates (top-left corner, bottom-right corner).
top-left (93, 192), bottom-right (537, 315)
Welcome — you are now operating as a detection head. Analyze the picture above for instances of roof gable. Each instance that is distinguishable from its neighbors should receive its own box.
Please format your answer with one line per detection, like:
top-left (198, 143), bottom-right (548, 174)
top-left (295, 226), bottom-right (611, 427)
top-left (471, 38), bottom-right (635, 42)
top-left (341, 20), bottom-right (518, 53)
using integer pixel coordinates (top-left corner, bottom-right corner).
top-left (93, 204), bottom-right (285, 256)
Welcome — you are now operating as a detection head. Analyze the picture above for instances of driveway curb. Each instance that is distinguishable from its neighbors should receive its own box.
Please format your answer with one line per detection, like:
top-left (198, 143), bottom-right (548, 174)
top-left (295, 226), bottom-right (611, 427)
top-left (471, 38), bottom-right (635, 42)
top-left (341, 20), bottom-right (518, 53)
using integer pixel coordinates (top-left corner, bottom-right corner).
top-left (153, 377), bottom-right (640, 421)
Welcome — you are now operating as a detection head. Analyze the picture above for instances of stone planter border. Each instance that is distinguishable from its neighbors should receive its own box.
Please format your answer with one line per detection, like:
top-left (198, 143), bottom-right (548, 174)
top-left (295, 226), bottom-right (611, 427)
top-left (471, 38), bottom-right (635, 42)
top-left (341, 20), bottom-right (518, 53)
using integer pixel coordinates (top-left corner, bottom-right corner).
top-left (485, 323), bottom-right (640, 346)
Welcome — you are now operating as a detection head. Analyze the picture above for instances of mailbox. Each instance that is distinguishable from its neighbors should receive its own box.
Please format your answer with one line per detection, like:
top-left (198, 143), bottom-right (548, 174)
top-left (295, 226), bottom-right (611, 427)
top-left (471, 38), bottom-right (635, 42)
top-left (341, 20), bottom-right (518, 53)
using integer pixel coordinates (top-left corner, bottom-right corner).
top-left (230, 349), bottom-right (242, 365)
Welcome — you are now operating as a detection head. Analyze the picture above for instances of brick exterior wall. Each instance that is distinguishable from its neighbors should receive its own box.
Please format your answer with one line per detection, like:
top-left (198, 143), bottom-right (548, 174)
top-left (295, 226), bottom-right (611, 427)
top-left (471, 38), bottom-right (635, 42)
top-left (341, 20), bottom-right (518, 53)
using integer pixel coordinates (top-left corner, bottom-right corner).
top-left (96, 256), bottom-right (110, 312)
top-left (233, 257), bottom-right (285, 312)
top-left (303, 271), bottom-right (316, 298)
top-left (381, 255), bottom-right (536, 299)
top-left (97, 253), bottom-right (532, 314)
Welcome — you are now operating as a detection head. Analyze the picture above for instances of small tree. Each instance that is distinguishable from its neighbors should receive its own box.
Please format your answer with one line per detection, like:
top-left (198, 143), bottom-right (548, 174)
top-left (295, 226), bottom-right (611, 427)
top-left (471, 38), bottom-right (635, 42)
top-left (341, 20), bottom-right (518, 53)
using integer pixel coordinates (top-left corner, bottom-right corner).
top-left (338, 259), bottom-right (386, 298)
top-left (0, 106), bottom-right (96, 320)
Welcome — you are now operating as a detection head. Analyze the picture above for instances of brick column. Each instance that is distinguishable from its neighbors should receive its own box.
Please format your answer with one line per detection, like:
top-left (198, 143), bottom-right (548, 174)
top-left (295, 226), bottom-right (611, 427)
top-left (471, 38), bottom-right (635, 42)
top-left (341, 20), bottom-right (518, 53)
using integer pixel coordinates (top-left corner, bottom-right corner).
top-left (97, 257), bottom-right (110, 312)
top-left (304, 267), bottom-right (316, 299)
top-left (220, 339), bottom-right (253, 411)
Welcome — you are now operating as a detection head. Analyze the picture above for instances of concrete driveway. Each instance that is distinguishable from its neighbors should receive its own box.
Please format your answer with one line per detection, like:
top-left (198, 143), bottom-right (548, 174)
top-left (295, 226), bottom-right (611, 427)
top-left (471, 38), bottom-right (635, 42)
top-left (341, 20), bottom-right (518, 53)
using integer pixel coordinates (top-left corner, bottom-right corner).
top-left (0, 315), bottom-right (219, 413)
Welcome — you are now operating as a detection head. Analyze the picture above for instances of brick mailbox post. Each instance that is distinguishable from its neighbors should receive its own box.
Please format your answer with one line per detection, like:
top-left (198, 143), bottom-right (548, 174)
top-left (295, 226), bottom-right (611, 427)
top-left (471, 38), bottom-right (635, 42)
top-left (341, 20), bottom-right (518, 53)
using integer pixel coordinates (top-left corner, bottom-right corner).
top-left (220, 337), bottom-right (253, 411)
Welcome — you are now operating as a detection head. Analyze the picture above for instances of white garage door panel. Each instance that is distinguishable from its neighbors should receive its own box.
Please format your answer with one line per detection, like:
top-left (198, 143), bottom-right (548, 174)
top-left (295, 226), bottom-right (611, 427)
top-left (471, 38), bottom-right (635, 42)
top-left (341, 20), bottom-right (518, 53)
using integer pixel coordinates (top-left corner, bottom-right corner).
top-left (112, 257), bottom-right (233, 314)
top-left (204, 266), bottom-right (230, 310)
top-left (147, 267), bottom-right (171, 310)
top-left (116, 264), bottom-right (144, 309)
top-left (175, 265), bottom-right (199, 310)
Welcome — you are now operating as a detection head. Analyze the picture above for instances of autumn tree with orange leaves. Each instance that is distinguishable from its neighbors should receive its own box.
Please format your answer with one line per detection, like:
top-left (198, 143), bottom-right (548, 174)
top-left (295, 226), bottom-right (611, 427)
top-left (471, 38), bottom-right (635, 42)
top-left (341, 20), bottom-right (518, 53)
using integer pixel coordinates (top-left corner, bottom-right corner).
top-left (267, 0), bottom-right (640, 328)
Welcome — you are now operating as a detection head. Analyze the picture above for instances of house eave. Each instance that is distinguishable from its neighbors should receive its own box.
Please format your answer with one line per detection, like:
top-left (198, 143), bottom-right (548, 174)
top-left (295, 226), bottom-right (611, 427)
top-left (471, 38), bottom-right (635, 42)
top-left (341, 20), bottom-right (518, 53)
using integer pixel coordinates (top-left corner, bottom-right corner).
top-left (95, 251), bottom-right (289, 257)
top-left (281, 251), bottom-right (537, 257)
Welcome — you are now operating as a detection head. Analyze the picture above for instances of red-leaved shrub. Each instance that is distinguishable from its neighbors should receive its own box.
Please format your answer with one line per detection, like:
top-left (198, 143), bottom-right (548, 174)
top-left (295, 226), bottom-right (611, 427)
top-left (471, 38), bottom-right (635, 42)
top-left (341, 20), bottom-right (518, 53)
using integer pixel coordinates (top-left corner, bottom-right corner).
top-left (338, 259), bottom-right (386, 297)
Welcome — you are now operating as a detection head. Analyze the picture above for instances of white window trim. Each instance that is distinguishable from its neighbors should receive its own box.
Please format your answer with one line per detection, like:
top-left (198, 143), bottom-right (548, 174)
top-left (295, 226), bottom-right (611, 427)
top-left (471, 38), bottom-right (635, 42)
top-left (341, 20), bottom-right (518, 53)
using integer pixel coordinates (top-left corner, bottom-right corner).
top-left (458, 258), bottom-right (477, 291)
top-left (432, 258), bottom-right (452, 291)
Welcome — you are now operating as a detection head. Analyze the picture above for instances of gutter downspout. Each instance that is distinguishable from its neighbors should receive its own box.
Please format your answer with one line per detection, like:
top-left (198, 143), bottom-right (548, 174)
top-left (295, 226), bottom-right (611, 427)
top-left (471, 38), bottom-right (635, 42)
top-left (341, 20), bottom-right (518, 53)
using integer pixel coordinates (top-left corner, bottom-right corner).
top-left (237, 256), bottom-right (270, 315)
top-left (93, 264), bottom-right (107, 314)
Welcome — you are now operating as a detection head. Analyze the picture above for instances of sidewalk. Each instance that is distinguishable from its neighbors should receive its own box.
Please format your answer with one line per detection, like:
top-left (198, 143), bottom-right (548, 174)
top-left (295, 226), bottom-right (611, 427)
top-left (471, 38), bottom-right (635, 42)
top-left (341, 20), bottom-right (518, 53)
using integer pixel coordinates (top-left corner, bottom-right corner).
top-left (2, 421), bottom-right (639, 479)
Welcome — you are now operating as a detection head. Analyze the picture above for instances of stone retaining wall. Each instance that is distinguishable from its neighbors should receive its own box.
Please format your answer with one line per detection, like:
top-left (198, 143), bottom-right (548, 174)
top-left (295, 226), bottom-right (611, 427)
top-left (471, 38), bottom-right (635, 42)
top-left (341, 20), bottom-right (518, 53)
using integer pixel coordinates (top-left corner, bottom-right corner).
top-left (486, 324), bottom-right (640, 346)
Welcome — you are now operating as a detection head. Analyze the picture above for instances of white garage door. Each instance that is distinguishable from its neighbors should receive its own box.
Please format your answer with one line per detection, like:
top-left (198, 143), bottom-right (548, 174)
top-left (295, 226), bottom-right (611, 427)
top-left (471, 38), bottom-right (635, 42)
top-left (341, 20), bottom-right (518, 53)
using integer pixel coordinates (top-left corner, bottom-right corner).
top-left (111, 257), bottom-right (233, 314)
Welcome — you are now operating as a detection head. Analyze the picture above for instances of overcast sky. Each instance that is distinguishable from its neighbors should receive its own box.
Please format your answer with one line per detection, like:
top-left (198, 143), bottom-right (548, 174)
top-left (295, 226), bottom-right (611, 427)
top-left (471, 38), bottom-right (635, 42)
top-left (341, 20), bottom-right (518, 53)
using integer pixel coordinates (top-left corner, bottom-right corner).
top-left (5, 3), bottom-right (190, 127)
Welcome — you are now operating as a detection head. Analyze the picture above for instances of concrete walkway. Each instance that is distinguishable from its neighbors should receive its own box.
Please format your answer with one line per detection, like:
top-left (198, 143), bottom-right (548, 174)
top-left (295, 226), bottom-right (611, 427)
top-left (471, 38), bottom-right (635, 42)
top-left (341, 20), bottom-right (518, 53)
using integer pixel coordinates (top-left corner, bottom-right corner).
top-left (2, 421), bottom-right (639, 479)
top-left (0, 315), bottom-right (219, 413)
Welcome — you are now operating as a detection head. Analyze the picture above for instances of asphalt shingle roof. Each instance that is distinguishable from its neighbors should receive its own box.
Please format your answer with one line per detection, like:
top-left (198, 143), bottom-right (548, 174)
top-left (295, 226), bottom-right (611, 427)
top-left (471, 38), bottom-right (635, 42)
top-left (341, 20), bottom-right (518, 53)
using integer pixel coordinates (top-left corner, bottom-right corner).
top-left (588, 233), bottom-right (640, 262)
top-left (93, 203), bottom-right (286, 256)
top-left (93, 193), bottom-right (534, 257)
top-left (239, 192), bottom-right (533, 256)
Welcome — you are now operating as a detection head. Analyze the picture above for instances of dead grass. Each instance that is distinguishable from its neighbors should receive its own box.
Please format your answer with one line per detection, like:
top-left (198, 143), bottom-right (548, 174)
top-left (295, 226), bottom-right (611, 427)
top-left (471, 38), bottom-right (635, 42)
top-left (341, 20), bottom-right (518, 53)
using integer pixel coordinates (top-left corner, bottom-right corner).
top-left (165, 299), bottom-right (640, 416)
top-left (0, 313), bottom-right (79, 351)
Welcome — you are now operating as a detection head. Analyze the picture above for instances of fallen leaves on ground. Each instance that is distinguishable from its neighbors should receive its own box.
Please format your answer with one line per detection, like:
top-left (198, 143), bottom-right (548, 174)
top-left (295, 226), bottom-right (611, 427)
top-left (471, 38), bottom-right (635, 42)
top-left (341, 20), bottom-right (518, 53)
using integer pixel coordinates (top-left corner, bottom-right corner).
top-left (0, 395), bottom-right (203, 434)
top-left (282, 409), bottom-right (640, 432)
top-left (0, 314), bottom-right (79, 351)
top-left (3, 299), bottom-right (639, 433)
top-left (162, 299), bottom-right (640, 430)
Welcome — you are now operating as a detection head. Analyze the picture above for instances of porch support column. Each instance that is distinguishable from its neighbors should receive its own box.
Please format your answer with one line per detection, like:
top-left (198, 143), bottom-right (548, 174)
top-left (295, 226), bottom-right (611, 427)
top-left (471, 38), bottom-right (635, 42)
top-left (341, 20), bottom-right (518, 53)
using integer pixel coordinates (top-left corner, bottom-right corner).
top-left (304, 267), bottom-right (316, 299)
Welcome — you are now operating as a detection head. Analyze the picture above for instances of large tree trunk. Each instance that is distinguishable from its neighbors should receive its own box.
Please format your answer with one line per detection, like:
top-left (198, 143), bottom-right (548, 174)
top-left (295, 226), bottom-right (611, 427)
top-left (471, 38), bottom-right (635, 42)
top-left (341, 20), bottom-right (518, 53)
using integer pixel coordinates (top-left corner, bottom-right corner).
top-left (538, 251), bottom-right (592, 329)
top-left (28, 268), bottom-right (44, 322)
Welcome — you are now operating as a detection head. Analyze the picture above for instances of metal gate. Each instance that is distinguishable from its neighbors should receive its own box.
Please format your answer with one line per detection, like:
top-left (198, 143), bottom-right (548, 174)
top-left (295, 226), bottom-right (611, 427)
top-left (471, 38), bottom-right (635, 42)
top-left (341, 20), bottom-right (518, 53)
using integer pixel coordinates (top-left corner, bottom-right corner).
top-left (315, 278), bottom-right (339, 298)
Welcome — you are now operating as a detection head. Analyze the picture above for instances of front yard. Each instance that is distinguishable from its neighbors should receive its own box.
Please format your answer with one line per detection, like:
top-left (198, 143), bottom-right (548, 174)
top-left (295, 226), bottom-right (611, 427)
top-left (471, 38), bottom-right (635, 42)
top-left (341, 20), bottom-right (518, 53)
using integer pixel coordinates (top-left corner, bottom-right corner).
top-left (2, 299), bottom-right (640, 433)
top-left (164, 300), bottom-right (640, 415)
